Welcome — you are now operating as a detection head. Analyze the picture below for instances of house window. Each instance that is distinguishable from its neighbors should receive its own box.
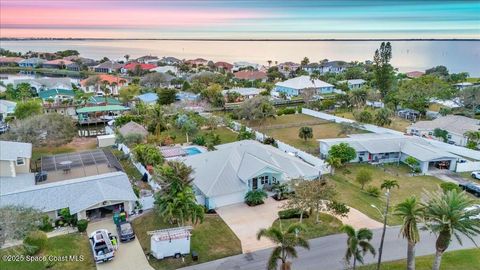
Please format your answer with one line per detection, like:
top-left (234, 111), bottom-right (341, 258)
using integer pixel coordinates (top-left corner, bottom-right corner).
top-left (447, 135), bottom-right (452, 139)
top-left (272, 177), bottom-right (278, 184)
top-left (16, 158), bottom-right (24, 165)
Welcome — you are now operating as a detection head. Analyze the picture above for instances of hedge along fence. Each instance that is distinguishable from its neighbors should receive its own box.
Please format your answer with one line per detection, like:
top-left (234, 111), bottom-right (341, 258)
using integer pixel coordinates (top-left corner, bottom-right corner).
top-left (117, 143), bottom-right (161, 192)
top-left (228, 120), bottom-right (329, 174)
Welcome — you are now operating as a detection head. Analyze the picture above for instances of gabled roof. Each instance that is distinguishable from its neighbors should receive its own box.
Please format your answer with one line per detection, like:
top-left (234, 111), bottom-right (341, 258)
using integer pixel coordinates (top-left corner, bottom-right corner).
top-left (0, 172), bottom-right (137, 214)
top-left (38, 89), bottom-right (75, 99)
top-left (80, 74), bottom-right (127, 86)
top-left (338, 79), bottom-right (366, 85)
top-left (19, 58), bottom-right (45, 65)
top-left (408, 115), bottom-right (479, 135)
top-left (118, 121), bottom-right (148, 137)
top-left (183, 140), bottom-right (319, 197)
top-left (43, 59), bottom-right (74, 66)
top-left (222, 88), bottom-right (262, 96)
top-left (123, 62), bottom-right (157, 71)
top-left (0, 140), bottom-right (32, 160)
top-left (0, 57), bottom-right (23, 63)
top-left (88, 96), bottom-right (122, 105)
top-left (137, 92), bottom-right (158, 103)
top-left (94, 61), bottom-right (124, 70)
top-left (275, 76), bottom-right (333, 90)
top-left (76, 105), bottom-right (130, 113)
top-left (234, 70), bottom-right (267, 80)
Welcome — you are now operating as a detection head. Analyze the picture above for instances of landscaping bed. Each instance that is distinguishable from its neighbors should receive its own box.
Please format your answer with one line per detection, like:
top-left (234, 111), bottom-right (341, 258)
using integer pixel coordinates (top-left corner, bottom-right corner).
top-left (358, 248), bottom-right (480, 270)
top-left (0, 233), bottom-right (95, 270)
top-left (327, 163), bottom-right (445, 225)
top-left (132, 211), bottom-right (242, 270)
top-left (272, 212), bottom-right (343, 239)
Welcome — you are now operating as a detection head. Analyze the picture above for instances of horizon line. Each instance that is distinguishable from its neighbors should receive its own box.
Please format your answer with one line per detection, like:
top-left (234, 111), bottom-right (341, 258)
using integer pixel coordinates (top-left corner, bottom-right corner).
top-left (2, 38), bottom-right (480, 42)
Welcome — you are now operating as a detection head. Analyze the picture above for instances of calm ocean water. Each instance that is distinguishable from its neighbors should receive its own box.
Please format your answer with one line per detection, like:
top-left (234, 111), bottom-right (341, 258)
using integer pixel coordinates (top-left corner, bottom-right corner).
top-left (1, 40), bottom-right (479, 76)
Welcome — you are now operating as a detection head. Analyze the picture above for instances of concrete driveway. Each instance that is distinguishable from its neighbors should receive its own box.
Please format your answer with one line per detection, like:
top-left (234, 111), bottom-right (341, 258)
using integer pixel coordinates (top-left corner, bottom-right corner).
top-left (216, 197), bottom-right (284, 253)
top-left (87, 219), bottom-right (154, 270)
top-left (217, 198), bottom-right (382, 254)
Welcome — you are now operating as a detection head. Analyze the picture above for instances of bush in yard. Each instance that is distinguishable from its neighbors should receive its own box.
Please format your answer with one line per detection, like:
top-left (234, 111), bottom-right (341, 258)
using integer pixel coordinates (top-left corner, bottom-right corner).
top-left (132, 144), bottom-right (164, 167)
top-left (328, 143), bottom-right (357, 165)
top-left (77, 219), bottom-right (89, 233)
top-left (23, 230), bottom-right (47, 255)
top-left (366, 186), bottom-right (380, 197)
top-left (354, 109), bottom-right (373, 123)
top-left (38, 215), bottom-right (53, 232)
top-left (192, 135), bottom-right (206, 146)
top-left (440, 182), bottom-right (461, 193)
top-left (272, 183), bottom-right (289, 200)
top-left (356, 169), bottom-right (372, 190)
top-left (278, 208), bottom-right (310, 219)
top-left (263, 137), bottom-right (278, 147)
top-left (245, 190), bottom-right (268, 206)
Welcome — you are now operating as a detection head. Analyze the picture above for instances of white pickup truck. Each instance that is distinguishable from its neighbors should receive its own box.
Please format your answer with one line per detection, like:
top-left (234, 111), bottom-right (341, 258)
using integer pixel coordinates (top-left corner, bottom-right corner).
top-left (89, 229), bottom-right (118, 263)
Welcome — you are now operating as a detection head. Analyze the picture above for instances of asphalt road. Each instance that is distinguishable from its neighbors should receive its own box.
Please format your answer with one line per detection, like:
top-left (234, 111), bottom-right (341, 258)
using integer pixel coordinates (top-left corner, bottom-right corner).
top-left (179, 226), bottom-right (480, 270)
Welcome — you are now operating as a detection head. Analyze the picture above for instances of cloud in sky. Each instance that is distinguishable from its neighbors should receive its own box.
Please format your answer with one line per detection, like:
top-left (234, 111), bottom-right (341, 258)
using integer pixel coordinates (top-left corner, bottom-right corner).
top-left (1, 0), bottom-right (479, 38)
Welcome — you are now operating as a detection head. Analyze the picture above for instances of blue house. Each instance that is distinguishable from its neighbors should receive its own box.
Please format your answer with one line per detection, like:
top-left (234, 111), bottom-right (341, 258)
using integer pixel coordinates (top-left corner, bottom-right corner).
top-left (136, 93), bottom-right (158, 105)
top-left (274, 76), bottom-right (334, 96)
top-left (18, 58), bottom-right (46, 68)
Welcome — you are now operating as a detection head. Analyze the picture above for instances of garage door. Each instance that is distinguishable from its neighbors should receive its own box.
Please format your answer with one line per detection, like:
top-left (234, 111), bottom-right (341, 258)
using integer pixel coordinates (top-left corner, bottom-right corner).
top-left (212, 192), bottom-right (246, 208)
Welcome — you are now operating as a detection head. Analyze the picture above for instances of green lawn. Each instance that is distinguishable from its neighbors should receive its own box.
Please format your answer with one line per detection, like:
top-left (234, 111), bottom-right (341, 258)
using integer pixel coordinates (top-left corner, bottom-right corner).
top-left (158, 127), bottom-right (238, 145)
top-left (358, 248), bottom-right (480, 270)
top-left (327, 164), bottom-right (445, 225)
top-left (332, 109), bottom-right (412, 133)
top-left (112, 149), bottom-right (143, 180)
top-left (241, 114), bottom-right (367, 154)
top-left (132, 212), bottom-right (242, 270)
top-left (272, 213), bottom-right (343, 239)
top-left (0, 233), bottom-right (95, 270)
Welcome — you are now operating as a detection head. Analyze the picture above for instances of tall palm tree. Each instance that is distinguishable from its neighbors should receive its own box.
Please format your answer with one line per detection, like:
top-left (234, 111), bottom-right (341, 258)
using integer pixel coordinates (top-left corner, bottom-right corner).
top-left (422, 189), bottom-right (480, 270)
top-left (146, 103), bottom-right (167, 136)
top-left (325, 156), bottom-right (341, 175)
top-left (257, 223), bottom-right (310, 270)
top-left (341, 225), bottom-right (376, 270)
top-left (394, 197), bottom-right (423, 270)
top-left (376, 179), bottom-right (399, 270)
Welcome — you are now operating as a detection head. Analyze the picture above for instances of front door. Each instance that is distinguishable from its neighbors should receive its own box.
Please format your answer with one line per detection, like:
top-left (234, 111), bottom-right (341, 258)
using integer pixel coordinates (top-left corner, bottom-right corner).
top-left (252, 177), bottom-right (258, 190)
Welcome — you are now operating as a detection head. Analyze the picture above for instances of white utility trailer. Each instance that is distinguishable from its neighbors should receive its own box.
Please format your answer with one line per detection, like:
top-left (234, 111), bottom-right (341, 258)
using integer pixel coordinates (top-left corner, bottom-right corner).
top-left (148, 226), bottom-right (192, 259)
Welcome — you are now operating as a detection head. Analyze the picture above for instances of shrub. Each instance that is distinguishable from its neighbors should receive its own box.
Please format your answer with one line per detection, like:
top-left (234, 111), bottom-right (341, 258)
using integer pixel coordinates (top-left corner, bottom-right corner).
top-left (244, 190), bottom-right (268, 206)
top-left (77, 219), bottom-right (89, 233)
top-left (277, 107), bottom-right (296, 116)
top-left (23, 230), bottom-right (47, 254)
top-left (263, 137), bottom-right (277, 147)
top-left (440, 182), bottom-right (461, 193)
top-left (38, 215), bottom-right (53, 232)
top-left (366, 186), bottom-right (380, 197)
top-left (354, 109), bottom-right (373, 123)
top-left (193, 135), bottom-right (206, 146)
top-left (278, 209), bottom-right (310, 219)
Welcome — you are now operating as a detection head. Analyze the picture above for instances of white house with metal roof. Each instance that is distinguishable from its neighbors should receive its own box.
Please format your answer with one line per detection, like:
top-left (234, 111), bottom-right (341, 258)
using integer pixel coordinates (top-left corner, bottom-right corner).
top-left (338, 79), bottom-right (367, 90)
top-left (406, 115), bottom-right (479, 147)
top-left (319, 134), bottom-right (460, 173)
top-left (0, 171), bottom-right (138, 220)
top-left (274, 76), bottom-right (334, 96)
top-left (182, 140), bottom-right (319, 209)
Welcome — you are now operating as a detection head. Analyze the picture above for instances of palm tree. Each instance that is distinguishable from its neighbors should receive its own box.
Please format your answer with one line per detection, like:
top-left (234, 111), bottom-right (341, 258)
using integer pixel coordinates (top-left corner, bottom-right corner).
top-left (376, 179), bottom-right (399, 270)
top-left (267, 60), bottom-right (272, 67)
top-left (422, 189), bottom-right (480, 270)
top-left (341, 225), bottom-right (376, 270)
top-left (298, 126), bottom-right (313, 141)
top-left (394, 197), bottom-right (423, 270)
top-left (124, 54), bottom-right (130, 62)
top-left (257, 223), bottom-right (310, 270)
top-left (146, 103), bottom-right (167, 136)
top-left (325, 156), bottom-right (341, 175)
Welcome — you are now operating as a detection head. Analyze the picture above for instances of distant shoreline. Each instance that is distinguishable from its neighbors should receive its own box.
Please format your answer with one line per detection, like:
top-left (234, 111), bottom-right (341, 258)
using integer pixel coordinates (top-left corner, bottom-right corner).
top-left (1, 38), bottom-right (479, 42)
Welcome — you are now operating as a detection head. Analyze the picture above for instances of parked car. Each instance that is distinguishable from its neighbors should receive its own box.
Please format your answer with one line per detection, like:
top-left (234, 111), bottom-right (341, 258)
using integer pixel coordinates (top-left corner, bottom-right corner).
top-left (117, 221), bottom-right (135, 242)
top-left (471, 171), bottom-right (480, 180)
top-left (89, 229), bottom-right (118, 263)
top-left (465, 205), bottom-right (480, 220)
top-left (459, 182), bottom-right (480, 197)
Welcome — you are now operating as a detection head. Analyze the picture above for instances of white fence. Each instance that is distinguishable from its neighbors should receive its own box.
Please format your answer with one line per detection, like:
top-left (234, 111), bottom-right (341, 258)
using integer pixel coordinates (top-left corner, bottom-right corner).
top-left (301, 108), bottom-right (404, 135)
top-left (117, 143), bottom-right (160, 190)
top-left (139, 195), bottom-right (155, 210)
top-left (456, 161), bottom-right (480, 172)
top-left (229, 121), bottom-right (328, 173)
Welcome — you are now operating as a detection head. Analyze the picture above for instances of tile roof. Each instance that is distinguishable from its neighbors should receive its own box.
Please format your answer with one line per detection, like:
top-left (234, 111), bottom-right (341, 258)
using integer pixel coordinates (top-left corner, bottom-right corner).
top-left (0, 57), bottom-right (24, 63)
top-left (43, 59), bottom-right (74, 66)
top-left (123, 63), bottom-right (157, 71)
top-left (234, 70), bottom-right (267, 80)
top-left (183, 140), bottom-right (319, 197)
top-left (80, 74), bottom-right (127, 86)
top-left (0, 172), bottom-right (137, 214)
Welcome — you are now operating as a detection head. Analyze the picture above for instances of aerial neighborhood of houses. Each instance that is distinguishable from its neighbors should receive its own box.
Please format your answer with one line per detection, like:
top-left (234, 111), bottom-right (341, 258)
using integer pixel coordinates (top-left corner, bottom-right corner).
top-left (0, 44), bottom-right (479, 270)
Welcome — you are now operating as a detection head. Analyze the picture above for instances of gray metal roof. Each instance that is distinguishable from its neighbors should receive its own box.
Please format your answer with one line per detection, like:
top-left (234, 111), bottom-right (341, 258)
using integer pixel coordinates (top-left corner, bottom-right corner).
top-left (408, 115), bottom-right (479, 136)
top-left (118, 121), bottom-right (148, 137)
top-left (319, 134), bottom-right (460, 162)
top-left (0, 172), bottom-right (137, 214)
top-left (183, 140), bottom-right (319, 197)
top-left (275, 76), bottom-right (333, 90)
top-left (0, 140), bottom-right (32, 160)
top-left (0, 173), bottom-right (35, 195)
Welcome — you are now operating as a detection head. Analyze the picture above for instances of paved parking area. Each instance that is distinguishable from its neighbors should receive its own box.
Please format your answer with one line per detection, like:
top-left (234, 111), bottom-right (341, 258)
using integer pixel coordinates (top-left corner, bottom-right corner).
top-left (87, 219), bottom-right (154, 270)
top-left (216, 198), bottom-right (284, 253)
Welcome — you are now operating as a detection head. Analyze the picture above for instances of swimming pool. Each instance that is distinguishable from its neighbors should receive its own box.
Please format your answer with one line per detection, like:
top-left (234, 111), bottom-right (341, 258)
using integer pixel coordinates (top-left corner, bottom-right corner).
top-left (185, 147), bottom-right (202, 156)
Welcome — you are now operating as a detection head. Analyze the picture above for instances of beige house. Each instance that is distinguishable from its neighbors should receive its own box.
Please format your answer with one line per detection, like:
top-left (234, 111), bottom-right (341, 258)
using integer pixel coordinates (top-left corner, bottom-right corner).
top-left (0, 141), bottom-right (32, 178)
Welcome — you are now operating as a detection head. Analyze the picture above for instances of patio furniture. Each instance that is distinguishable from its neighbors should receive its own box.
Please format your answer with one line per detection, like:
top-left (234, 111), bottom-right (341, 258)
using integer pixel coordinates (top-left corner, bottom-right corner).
top-left (59, 160), bottom-right (72, 174)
